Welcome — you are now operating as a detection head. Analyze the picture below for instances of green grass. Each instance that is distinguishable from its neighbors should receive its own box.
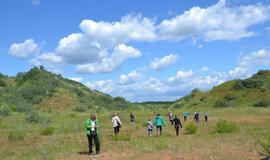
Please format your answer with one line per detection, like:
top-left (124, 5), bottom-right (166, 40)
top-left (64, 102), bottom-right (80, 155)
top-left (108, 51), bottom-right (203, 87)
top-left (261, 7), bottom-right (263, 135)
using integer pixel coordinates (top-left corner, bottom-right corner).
top-left (0, 107), bottom-right (269, 159)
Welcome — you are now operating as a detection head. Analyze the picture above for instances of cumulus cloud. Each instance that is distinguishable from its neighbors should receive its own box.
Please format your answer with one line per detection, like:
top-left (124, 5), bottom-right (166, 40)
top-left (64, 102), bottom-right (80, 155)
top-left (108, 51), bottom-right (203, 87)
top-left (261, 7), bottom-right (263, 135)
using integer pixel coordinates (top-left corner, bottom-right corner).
top-left (68, 77), bottom-right (83, 82)
top-left (8, 39), bottom-right (40, 59)
top-left (150, 54), bottom-right (179, 70)
top-left (119, 70), bottom-right (143, 84)
top-left (76, 44), bottom-right (141, 74)
top-left (158, 0), bottom-right (270, 41)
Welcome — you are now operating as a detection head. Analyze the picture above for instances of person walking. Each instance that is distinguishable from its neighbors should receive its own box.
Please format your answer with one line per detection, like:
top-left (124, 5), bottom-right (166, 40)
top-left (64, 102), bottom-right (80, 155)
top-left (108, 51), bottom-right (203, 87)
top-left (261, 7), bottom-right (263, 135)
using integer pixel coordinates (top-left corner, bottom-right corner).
top-left (85, 113), bottom-right (100, 155)
top-left (147, 118), bottom-right (153, 136)
top-left (168, 111), bottom-right (174, 125)
top-left (204, 112), bottom-right (208, 122)
top-left (112, 113), bottom-right (121, 135)
top-left (194, 112), bottom-right (199, 123)
top-left (154, 113), bottom-right (166, 135)
top-left (173, 115), bottom-right (182, 136)
top-left (184, 112), bottom-right (188, 121)
top-left (130, 112), bottom-right (135, 125)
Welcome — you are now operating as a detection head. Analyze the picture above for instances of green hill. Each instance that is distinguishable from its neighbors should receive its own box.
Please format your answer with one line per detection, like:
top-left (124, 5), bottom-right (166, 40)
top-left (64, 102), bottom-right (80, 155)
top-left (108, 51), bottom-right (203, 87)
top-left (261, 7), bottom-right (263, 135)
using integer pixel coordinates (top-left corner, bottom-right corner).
top-left (0, 66), bottom-right (131, 113)
top-left (172, 70), bottom-right (270, 108)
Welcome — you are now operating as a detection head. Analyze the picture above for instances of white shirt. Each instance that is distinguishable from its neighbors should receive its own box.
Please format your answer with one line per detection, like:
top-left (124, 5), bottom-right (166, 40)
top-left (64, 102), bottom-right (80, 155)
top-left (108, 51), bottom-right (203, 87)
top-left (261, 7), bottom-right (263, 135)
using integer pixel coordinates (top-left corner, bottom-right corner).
top-left (112, 116), bottom-right (121, 127)
top-left (91, 120), bottom-right (96, 131)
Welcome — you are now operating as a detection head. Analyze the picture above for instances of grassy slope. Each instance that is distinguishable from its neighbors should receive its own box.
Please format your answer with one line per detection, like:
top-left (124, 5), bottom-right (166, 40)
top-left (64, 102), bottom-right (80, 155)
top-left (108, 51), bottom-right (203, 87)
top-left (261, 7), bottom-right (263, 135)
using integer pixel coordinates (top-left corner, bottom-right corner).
top-left (0, 67), bottom-right (132, 112)
top-left (173, 70), bottom-right (270, 108)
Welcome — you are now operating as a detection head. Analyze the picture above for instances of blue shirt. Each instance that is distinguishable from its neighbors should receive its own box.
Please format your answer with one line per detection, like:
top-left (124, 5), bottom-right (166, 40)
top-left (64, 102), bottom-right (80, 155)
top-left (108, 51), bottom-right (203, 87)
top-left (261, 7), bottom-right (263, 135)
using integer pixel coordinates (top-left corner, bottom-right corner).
top-left (184, 112), bottom-right (188, 117)
top-left (204, 112), bottom-right (208, 117)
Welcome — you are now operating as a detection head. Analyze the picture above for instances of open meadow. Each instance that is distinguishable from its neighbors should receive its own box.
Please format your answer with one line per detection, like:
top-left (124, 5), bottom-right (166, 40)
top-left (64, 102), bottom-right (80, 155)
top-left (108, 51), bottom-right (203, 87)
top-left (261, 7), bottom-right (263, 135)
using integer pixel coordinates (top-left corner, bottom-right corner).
top-left (1, 105), bottom-right (270, 160)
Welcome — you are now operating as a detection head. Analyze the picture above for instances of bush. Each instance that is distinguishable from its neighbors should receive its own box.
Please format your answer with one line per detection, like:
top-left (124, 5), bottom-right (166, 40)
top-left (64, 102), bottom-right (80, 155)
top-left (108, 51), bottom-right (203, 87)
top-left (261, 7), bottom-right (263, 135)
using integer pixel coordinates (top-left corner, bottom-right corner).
top-left (173, 103), bottom-right (183, 109)
top-left (10, 105), bottom-right (17, 112)
top-left (40, 127), bottom-right (55, 136)
top-left (259, 133), bottom-right (270, 158)
top-left (0, 79), bottom-right (7, 87)
top-left (8, 131), bottom-right (25, 141)
top-left (185, 123), bottom-right (198, 134)
top-left (215, 119), bottom-right (237, 133)
top-left (0, 106), bottom-right (10, 116)
top-left (224, 94), bottom-right (238, 101)
top-left (215, 100), bottom-right (235, 108)
top-left (25, 112), bottom-right (43, 123)
top-left (254, 100), bottom-right (269, 107)
top-left (70, 113), bottom-right (76, 118)
top-left (74, 106), bottom-right (86, 112)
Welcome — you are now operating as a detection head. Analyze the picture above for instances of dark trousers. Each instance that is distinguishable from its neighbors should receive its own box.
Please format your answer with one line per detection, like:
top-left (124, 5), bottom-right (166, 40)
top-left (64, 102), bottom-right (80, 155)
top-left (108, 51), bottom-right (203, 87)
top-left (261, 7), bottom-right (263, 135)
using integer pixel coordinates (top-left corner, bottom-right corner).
top-left (87, 133), bottom-right (100, 153)
top-left (156, 126), bottom-right (162, 135)
top-left (205, 116), bottom-right (208, 122)
top-left (170, 120), bottom-right (173, 125)
top-left (184, 116), bottom-right (187, 121)
top-left (175, 126), bottom-right (180, 136)
top-left (114, 126), bottom-right (120, 135)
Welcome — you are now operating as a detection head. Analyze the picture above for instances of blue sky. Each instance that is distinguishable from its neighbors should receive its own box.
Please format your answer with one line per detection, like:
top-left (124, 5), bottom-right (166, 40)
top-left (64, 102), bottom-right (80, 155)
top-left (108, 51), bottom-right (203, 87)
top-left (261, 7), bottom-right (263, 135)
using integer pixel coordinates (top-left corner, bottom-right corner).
top-left (1, 0), bottom-right (270, 102)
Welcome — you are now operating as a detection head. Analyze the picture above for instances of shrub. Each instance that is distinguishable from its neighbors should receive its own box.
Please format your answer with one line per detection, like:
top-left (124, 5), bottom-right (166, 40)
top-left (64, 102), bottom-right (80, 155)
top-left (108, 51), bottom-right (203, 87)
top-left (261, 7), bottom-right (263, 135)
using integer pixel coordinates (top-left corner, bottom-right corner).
top-left (70, 113), bottom-right (76, 118)
top-left (40, 127), bottom-right (55, 136)
top-left (10, 105), bottom-right (17, 112)
top-left (8, 131), bottom-right (25, 141)
top-left (215, 100), bottom-right (235, 108)
top-left (259, 133), bottom-right (270, 158)
top-left (25, 112), bottom-right (43, 123)
top-left (173, 103), bottom-right (183, 109)
top-left (185, 123), bottom-right (198, 134)
top-left (74, 106), bottom-right (86, 112)
top-left (224, 94), bottom-right (238, 101)
top-left (254, 100), bottom-right (269, 107)
top-left (0, 79), bottom-right (7, 87)
top-left (215, 119), bottom-right (237, 133)
top-left (0, 106), bottom-right (10, 116)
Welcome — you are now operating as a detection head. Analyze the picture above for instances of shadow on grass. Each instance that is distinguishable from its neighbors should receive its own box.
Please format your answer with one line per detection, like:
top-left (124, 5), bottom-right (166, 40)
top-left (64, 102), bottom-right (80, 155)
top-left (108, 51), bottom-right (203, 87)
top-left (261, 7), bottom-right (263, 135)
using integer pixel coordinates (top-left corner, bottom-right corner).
top-left (77, 151), bottom-right (89, 155)
top-left (260, 158), bottom-right (270, 160)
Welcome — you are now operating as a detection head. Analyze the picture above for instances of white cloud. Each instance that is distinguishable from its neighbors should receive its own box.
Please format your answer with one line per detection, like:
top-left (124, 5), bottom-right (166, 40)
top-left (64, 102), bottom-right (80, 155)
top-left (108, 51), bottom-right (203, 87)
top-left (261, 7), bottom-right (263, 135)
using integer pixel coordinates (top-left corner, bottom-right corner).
top-left (68, 77), bottom-right (83, 82)
top-left (76, 44), bottom-right (141, 74)
top-left (32, 0), bottom-right (40, 5)
top-left (119, 70), bottom-right (143, 84)
top-left (158, 0), bottom-right (270, 41)
top-left (28, 58), bottom-right (41, 66)
top-left (150, 54), bottom-right (179, 70)
top-left (8, 39), bottom-right (40, 59)
top-left (79, 14), bottom-right (157, 45)
top-left (38, 52), bottom-right (63, 64)
top-left (238, 49), bottom-right (270, 68)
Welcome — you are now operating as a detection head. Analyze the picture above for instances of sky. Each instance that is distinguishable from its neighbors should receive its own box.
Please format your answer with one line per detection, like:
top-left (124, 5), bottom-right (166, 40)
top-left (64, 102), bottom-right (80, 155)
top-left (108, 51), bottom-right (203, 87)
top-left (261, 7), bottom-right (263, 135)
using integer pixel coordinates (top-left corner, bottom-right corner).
top-left (1, 0), bottom-right (270, 102)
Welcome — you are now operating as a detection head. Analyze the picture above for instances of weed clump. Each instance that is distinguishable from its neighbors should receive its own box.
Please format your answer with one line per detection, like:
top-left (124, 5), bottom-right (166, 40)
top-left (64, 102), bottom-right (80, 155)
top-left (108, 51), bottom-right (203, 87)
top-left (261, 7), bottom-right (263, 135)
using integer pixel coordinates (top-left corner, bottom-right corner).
top-left (8, 131), bottom-right (25, 141)
top-left (215, 119), bottom-right (237, 133)
top-left (74, 106), bottom-right (86, 112)
top-left (259, 133), bottom-right (270, 158)
top-left (111, 133), bottom-right (131, 141)
top-left (254, 100), bottom-right (269, 107)
top-left (185, 123), bottom-right (198, 134)
top-left (0, 106), bottom-right (10, 116)
top-left (40, 127), bottom-right (55, 136)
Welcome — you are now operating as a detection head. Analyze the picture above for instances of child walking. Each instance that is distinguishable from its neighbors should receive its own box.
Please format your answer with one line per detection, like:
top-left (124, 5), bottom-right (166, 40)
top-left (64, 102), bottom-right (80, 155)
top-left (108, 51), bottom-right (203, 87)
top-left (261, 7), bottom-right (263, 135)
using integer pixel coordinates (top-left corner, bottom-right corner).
top-left (173, 115), bottom-right (182, 136)
top-left (147, 118), bottom-right (153, 136)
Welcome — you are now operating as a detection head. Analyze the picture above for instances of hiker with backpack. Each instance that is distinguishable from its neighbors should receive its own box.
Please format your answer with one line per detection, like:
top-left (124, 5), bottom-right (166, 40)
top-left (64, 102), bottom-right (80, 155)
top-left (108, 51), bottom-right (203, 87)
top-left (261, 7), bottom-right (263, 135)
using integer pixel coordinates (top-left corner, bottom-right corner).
top-left (147, 118), bottom-right (153, 136)
top-left (154, 113), bottom-right (166, 135)
top-left (194, 112), bottom-right (199, 123)
top-left (85, 113), bottom-right (100, 155)
top-left (204, 112), bottom-right (208, 122)
top-left (130, 112), bottom-right (135, 125)
top-left (112, 113), bottom-right (122, 135)
top-left (183, 112), bottom-right (188, 121)
top-left (168, 111), bottom-right (174, 125)
top-left (173, 115), bottom-right (182, 136)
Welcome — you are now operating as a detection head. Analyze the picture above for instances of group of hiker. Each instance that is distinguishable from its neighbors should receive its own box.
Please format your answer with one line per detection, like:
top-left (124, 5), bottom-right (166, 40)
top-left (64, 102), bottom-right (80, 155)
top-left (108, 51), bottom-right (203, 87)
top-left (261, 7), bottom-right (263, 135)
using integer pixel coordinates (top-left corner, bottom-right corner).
top-left (85, 111), bottom-right (208, 155)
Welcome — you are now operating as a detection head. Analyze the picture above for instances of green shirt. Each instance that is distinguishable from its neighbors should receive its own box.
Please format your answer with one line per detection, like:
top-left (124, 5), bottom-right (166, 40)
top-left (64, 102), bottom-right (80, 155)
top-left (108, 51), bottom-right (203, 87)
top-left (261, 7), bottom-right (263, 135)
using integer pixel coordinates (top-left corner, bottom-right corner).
top-left (85, 118), bottom-right (99, 135)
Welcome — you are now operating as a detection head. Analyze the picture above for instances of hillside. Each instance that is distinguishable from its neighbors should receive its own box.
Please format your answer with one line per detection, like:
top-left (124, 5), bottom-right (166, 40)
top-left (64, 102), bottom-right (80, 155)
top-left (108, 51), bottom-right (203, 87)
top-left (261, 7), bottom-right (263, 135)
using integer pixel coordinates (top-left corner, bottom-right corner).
top-left (172, 70), bottom-right (270, 108)
top-left (0, 66), bottom-right (131, 113)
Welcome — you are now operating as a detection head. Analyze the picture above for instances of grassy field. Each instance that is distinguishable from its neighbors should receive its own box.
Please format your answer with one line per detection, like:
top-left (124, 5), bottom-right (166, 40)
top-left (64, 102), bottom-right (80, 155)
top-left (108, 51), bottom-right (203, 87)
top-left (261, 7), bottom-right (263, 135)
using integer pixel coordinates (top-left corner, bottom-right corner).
top-left (1, 105), bottom-right (270, 160)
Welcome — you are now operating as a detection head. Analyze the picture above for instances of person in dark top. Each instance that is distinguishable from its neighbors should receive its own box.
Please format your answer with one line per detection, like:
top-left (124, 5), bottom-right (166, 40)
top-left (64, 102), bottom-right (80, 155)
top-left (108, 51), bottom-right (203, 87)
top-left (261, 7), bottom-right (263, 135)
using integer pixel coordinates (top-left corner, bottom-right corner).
top-left (173, 115), bottom-right (182, 136)
top-left (194, 112), bottom-right (199, 123)
top-left (130, 112), bottom-right (135, 125)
